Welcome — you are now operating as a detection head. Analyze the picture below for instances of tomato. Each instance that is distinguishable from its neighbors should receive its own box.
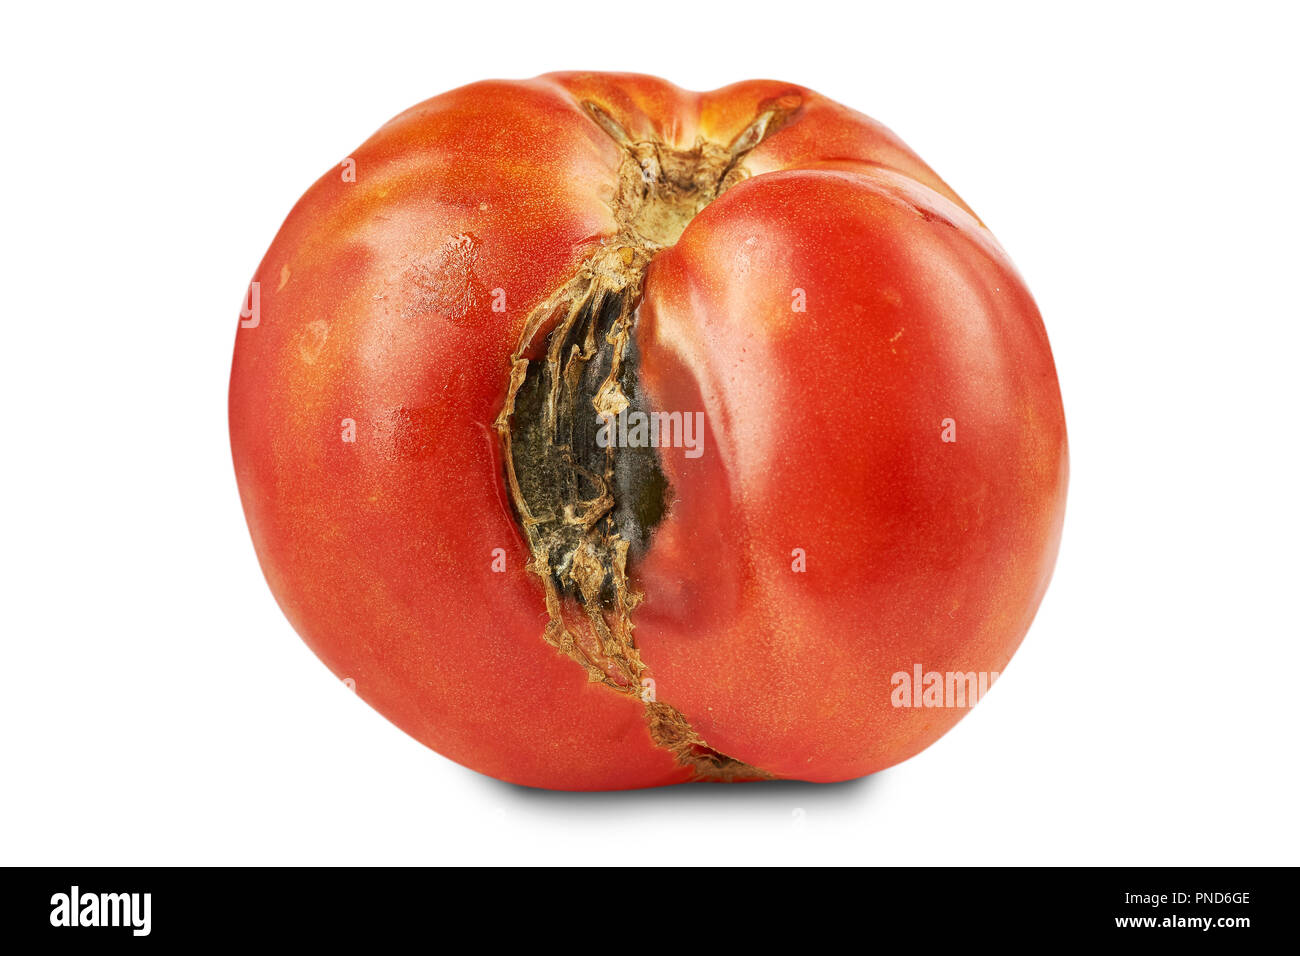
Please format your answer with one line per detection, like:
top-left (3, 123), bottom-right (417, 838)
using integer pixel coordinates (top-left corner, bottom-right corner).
top-left (228, 72), bottom-right (1067, 789)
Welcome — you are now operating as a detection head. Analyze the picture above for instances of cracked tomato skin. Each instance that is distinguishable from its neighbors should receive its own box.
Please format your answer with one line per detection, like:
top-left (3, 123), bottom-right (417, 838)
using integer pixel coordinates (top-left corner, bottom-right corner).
top-left (229, 72), bottom-right (1067, 790)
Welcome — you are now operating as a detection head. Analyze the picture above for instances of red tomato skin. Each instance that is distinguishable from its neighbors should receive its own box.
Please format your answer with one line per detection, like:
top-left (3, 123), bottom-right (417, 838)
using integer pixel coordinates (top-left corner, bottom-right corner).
top-left (230, 77), bottom-right (690, 789)
top-left (634, 167), bottom-right (1066, 781)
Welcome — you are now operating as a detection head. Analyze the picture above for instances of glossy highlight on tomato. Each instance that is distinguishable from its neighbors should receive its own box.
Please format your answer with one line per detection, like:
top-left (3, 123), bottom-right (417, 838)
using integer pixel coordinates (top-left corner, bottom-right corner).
top-left (228, 72), bottom-right (1068, 790)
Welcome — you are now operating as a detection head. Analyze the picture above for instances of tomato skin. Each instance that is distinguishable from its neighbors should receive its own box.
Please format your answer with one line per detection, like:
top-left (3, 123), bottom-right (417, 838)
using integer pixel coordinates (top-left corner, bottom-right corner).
top-left (635, 167), bottom-right (1066, 781)
top-left (230, 73), bottom-right (1066, 789)
top-left (229, 77), bottom-right (690, 789)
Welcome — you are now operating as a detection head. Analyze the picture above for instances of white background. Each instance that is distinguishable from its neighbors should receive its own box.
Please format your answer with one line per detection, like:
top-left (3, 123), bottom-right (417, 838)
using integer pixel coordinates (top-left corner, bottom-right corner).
top-left (1, 1), bottom-right (1296, 866)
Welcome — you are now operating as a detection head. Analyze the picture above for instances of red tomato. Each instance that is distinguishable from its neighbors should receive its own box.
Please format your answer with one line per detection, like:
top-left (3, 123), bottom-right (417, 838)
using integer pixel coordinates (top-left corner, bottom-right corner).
top-left (229, 72), bottom-right (1067, 789)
